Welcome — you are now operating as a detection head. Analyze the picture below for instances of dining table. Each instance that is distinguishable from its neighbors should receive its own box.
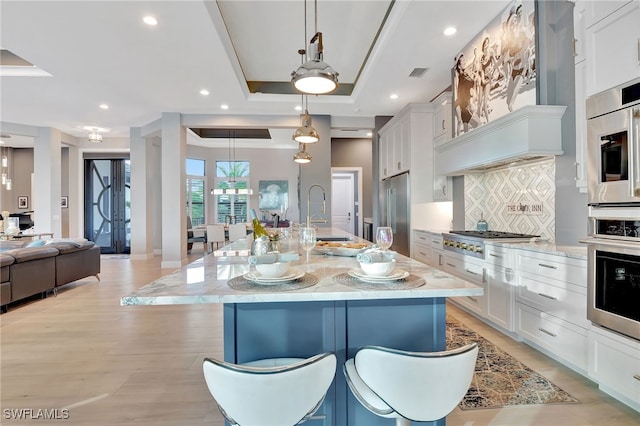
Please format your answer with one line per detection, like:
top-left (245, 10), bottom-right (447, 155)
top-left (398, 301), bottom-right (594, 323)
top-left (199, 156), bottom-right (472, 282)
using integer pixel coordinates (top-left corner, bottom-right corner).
top-left (122, 228), bottom-right (482, 426)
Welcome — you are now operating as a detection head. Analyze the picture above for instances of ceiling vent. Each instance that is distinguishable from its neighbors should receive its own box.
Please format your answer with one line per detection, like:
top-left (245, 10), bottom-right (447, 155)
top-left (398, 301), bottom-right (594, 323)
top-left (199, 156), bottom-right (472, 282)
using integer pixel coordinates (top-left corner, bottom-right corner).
top-left (408, 67), bottom-right (429, 78)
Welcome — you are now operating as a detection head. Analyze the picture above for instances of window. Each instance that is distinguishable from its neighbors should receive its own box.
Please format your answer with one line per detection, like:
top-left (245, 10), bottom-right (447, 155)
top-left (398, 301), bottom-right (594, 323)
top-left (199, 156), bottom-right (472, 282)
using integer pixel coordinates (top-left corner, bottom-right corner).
top-left (215, 160), bottom-right (250, 223)
top-left (186, 158), bottom-right (206, 226)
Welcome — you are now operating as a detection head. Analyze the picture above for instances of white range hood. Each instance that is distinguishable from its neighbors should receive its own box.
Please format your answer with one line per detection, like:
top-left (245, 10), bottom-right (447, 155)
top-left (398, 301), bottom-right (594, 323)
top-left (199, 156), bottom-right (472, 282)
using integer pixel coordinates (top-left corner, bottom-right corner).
top-left (434, 105), bottom-right (567, 175)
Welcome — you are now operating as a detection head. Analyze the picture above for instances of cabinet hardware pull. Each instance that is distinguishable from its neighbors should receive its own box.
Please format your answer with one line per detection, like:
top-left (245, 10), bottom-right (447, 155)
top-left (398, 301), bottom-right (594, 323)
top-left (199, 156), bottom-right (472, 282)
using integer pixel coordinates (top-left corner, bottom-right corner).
top-left (432, 240), bottom-right (440, 244)
top-left (467, 296), bottom-right (477, 302)
top-left (538, 292), bottom-right (557, 300)
top-left (489, 253), bottom-right (502, 258)
top-left (633, 375), bottom-right (640, 382)
top-left (442, 119), bottom-right (445, 130)
top-left (573, 38), bottom-right (577, 57)
top-left (397, 161), bottom-right (401, 170)
top-left (438, 254), bottom-right (444, 266)
top-left (446, 263), bottom-right (456, 268)
top-left (538, 328), bottom-right (557, 337)
top-left (465, 268), bottom-right (479, 275)
top-left (538, 263), bottom-right (557, 269)
top-left (419, 251), bottom-right (427, 256)
top-left (637, 38), bottom-right (640, 64)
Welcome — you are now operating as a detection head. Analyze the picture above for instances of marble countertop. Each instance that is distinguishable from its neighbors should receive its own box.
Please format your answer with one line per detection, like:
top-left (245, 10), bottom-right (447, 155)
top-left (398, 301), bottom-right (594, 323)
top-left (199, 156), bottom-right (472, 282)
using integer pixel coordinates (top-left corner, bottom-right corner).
top-left (486, 240), bottom-right (588, 260)
top-left (121, 230), bottom-right (483, 306)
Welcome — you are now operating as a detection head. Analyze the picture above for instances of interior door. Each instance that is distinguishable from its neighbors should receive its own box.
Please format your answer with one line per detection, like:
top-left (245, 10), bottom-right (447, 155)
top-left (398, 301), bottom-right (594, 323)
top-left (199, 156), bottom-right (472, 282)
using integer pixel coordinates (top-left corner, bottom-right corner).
top-left (85, 159), bottom-right (131, 254)
top-left (331, 172), bottom-right (355, 234)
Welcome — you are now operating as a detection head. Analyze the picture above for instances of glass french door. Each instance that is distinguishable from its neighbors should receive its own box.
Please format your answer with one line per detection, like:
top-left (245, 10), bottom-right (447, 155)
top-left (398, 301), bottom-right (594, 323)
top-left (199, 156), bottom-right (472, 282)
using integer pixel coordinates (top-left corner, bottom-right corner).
top-left (85, 159), bottom-right (131, 254)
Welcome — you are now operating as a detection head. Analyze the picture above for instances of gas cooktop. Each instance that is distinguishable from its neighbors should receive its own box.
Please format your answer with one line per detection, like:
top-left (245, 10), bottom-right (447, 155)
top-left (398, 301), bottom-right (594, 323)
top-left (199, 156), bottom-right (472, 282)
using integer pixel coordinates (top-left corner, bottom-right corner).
top-left (449, 230), bottom-right (541, 239)
top-left (442, 231), bottom-right (540, 258)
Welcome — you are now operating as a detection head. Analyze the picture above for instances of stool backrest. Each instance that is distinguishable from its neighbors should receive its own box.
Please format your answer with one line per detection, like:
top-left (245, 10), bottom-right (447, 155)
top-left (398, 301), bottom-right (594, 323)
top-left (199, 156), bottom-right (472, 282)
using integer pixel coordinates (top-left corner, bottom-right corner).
top-left (354, 343), bottom-right (478, 421)
top-left (203, 353), bottom-right (336, 426)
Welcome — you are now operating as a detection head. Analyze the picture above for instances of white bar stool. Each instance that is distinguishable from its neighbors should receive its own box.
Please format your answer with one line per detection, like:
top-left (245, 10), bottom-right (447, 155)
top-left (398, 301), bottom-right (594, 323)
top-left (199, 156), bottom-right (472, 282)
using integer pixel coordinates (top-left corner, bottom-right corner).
top-left (203, 352), bottom-right (336, 425)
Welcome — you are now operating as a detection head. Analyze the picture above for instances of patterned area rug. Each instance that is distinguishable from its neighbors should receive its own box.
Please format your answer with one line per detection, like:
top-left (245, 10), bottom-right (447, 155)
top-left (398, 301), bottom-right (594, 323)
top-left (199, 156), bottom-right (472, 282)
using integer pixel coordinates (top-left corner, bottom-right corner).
top-left (446, 316), bottom-right (580, 410)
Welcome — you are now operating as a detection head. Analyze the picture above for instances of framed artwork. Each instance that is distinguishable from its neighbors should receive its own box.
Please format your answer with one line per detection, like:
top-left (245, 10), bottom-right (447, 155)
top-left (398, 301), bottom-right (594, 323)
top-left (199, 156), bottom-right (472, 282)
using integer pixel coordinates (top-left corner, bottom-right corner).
top-left (18, 196), bottom-right (29, 209)
top-left (258, 180), bottom-right (288, 211)
top-left (452, 0), bottom-right (536, 137)
top-left (61, 196), bottom-right (69, 209)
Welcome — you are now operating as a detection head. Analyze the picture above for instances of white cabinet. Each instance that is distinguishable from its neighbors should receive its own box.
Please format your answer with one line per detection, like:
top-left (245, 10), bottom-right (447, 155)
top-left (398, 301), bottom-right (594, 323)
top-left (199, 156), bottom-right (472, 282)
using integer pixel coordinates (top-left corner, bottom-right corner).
top-left (515, 249), bottom-right (589, 372)
top-left (379, 112), bottom-right (412, 179)
top-left (585, 0), bottom-right (640, 97)
top-left (430, 234), bottom-right (446, 268)
top-left (574, 60), bottom-right (588, 192)
top-left (485, 244), bottom-right (515, 332)
top-left (446, 253), bottom-right (486, 317)
top-left (588, 325), bottom-right (640, 412)
top-left (412, 230), bottom-right (431, 265)
top-left (431, 92), bottom-right (453, 201)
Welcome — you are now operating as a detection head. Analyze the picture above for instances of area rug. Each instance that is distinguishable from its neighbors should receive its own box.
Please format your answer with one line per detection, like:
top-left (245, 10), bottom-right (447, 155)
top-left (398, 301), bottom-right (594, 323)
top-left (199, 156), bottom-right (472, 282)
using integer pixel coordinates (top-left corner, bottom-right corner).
top-left (446, 316), bottom-right (580, 410)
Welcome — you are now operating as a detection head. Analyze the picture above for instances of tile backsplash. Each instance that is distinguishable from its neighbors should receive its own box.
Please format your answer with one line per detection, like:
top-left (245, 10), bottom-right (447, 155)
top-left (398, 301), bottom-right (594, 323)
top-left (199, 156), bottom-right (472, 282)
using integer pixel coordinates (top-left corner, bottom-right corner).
top-left (464, 158), bottom-right (555, 241)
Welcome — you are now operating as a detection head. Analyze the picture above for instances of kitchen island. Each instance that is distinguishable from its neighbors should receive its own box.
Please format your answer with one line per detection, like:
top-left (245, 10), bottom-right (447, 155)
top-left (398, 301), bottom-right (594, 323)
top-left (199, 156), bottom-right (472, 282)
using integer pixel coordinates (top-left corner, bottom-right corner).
top-left (122, 230), bottom-right (482, 426)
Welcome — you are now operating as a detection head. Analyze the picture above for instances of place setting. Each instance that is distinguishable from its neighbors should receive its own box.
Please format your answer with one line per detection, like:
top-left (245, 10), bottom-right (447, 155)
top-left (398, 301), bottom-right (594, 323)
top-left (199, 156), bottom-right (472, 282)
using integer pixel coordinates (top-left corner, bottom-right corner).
top-left (334, 227), bottom-right (425, 290)
top-left (227, 233), bottom-right (320, 292)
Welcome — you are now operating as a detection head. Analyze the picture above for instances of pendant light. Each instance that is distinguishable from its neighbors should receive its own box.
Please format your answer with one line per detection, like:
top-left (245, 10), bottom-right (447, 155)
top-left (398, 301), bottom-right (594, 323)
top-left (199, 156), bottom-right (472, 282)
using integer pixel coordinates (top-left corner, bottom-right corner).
top-left (88, 128), bottom-right (103, 143)
top-left (293, 143), bottom-right (312, 164)
top-left (292, 95), bottom-right (319, 143)
top-left (291, 0), bottom-right (339, 95)
top-left (212, 130), bottom-right (254, 195)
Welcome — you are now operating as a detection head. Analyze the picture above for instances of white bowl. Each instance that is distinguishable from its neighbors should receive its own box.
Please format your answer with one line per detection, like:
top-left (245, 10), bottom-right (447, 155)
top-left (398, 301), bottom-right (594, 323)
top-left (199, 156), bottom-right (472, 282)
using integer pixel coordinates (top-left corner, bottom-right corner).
top-left (358, 259), bottom-right (396, 277)
top-left (255, 262), bottom-right (290, 278)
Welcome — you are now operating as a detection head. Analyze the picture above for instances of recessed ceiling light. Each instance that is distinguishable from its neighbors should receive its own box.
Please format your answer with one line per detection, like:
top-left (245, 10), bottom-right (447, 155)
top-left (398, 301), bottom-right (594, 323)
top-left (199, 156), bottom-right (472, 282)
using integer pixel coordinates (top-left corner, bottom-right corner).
top-left (143, 16), bottom-right (158, 26)
top-left (390, 94), bottom-right (398, 100)
top-left (220, 104), bottom-right (229, 110)
top-left (444, 26), bottom-right (457, 36)
top-left (99, 104), bottom-right (109, 110)
top-left (200, 89), bottom-right (210, 96)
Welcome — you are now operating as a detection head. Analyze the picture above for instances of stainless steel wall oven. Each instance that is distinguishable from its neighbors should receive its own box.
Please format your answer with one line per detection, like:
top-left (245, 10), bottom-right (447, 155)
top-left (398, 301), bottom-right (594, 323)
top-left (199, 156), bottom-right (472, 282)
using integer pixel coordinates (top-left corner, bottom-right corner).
top-left (586, 77), bottom-right (640, 205)
top-left (587, 207), bottom-right (640, 341)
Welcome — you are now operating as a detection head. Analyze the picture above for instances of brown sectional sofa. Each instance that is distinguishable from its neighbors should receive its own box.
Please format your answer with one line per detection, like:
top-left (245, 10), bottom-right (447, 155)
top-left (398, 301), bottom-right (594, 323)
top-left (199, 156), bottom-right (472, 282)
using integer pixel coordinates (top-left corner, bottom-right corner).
top-left (0, 240), bottom-right (101, 312)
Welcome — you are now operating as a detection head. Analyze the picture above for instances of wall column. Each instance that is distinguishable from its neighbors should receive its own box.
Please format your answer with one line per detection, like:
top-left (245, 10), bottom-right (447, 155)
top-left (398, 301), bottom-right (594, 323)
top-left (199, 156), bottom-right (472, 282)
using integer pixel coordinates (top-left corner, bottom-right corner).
top-left (33, 127), bottom-right (62, 237)
top-left (130, 127), bottom-right (154, 259)
top-left (160, 113), bottom-right (187, 268)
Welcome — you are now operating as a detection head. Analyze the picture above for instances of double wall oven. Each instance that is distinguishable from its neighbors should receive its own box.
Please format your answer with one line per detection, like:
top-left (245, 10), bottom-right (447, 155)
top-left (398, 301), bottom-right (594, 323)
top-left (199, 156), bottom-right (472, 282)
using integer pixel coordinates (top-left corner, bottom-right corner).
top-left (586, 77), bottom-right (640, 341)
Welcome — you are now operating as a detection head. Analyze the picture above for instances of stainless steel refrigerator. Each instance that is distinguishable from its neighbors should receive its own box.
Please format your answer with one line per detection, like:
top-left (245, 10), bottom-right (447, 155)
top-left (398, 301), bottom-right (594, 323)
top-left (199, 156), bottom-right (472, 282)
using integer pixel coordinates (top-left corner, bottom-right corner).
top-left (380, 172), bottom-right (410, 256)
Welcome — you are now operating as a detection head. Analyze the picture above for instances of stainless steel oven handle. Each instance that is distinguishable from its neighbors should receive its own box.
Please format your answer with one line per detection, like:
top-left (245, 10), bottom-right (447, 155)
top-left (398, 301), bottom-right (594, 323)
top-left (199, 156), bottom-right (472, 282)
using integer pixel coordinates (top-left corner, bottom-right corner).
top-left (630, 107), bottom-right (639, 198)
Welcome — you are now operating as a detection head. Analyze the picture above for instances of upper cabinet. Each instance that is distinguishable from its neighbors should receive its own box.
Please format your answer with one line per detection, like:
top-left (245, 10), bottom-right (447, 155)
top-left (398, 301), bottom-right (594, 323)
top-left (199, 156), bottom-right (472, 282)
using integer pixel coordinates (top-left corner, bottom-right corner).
top-left (584, 0), bottom-right (640, 97)
top-left (379, 114), bottom-right (411, 179)
top-left (431, 92), bottom-right (454, 201)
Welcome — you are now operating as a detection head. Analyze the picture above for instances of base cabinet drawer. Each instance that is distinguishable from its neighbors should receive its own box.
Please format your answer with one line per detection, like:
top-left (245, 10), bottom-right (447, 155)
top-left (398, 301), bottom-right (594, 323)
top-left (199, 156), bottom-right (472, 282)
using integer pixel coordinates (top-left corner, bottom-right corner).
top-left (516, 275), bottom-right (589, 328)
top-left (588, 326), bottom-right (640, 412)
top-left (451, 293), bottom-right (485, 316)
top-left (516, 303), bottom-right (588, 372)
top-left (413, 242), bottom-right (431, 265)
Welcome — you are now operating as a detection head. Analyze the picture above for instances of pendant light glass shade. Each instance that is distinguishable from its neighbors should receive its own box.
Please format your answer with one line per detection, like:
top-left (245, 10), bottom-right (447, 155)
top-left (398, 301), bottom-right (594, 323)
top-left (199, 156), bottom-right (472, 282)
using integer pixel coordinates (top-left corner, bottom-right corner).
top-left (293, 144), bottom-right (312, 164)
top-left (291, 33), bottom-right (338, 95)
top-left (292, 110), bottom-right (319, 143)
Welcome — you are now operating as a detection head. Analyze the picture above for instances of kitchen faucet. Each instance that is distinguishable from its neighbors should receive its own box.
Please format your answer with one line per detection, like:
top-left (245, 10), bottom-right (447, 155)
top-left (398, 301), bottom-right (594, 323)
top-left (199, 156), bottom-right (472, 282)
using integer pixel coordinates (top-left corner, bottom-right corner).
top-left (307, 184), bottom-right (328, 227)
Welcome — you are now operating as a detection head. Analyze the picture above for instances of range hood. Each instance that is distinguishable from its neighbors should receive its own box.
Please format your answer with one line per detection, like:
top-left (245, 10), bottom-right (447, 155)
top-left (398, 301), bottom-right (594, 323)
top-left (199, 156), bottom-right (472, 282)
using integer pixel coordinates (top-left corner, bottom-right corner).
top-left (434, 105), bottom-right (567, 175)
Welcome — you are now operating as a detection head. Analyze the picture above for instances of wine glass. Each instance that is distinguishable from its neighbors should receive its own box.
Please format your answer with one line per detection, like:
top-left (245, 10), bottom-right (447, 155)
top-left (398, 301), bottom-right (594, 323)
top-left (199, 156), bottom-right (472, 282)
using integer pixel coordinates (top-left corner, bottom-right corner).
top-left (299, 227), bottom-right (316, 263)
top-left (376, 227), bottom-right (393, 251)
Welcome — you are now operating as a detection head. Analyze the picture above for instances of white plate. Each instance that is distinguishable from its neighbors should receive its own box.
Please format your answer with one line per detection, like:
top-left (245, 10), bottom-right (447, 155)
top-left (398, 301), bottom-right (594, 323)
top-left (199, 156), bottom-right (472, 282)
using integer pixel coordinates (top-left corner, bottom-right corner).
top-left (348, 269), bottom-right (410, 283)
top-left (243, 270), bottom-right (305, 285)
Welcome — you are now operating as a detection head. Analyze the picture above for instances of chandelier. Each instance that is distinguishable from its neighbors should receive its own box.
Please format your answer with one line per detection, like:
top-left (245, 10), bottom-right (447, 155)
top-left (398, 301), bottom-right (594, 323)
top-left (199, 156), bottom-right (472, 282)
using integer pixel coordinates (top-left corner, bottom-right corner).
top-left (211, 130), bottom-right (254, 195)
top-left (88, 128), bottom-right (103, 143)
top-left (293, 143), bottom-right (312, 164)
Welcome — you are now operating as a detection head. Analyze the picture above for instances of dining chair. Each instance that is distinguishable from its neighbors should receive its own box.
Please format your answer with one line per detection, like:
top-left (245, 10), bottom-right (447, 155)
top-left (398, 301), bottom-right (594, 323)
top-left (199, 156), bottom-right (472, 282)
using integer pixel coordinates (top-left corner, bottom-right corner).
top-left (227, 223), bottom-right (247, 242)
top-left (186, 216), bottom-right (206, 253)
top-left (206, 225), bottom-right (226, 252)
top-left (203, 352), bottom-right (336, 426)
top-left (343, 343), bottom-right (478, 426)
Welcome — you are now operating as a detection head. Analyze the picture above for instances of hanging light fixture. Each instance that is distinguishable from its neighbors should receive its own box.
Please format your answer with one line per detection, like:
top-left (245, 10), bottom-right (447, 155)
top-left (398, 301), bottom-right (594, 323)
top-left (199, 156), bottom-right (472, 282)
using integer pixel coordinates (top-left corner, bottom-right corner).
top-left (291, 0), bottom-right (339, 95)
top-left (88, 128), bottom-right (103, 143)
top-left (292, 95), bottom-right (319, 143)
top-left (293, 143), bottom-right (312, 164)
top-left (1, 146), bottom-right (10, 189)
top-left (211, 130), bottom-right (254, 195)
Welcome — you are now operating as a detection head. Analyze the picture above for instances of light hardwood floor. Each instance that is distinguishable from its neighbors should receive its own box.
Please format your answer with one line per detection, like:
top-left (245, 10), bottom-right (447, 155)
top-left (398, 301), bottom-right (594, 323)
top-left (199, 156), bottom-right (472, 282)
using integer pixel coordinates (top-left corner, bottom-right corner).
top-left (1, 248), bottom-right (639, 425)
